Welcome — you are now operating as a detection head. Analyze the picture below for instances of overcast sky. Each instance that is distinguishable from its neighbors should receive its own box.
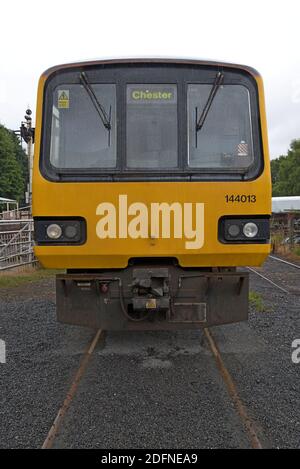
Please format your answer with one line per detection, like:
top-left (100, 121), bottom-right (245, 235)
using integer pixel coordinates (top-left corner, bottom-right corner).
top-left (0, 0), bottom-right (299, 159)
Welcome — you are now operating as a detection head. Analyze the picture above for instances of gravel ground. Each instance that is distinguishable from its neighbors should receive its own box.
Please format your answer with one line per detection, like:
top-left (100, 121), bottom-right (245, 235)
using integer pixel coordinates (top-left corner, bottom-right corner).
top-left (0, 280), bottom-right (95, 449)
top-left (0, 257), bottom-right (300, 448)
top-left (52, 330), bottom-right (250, 449)
top-left (212, 256), bottom-right (300, 448)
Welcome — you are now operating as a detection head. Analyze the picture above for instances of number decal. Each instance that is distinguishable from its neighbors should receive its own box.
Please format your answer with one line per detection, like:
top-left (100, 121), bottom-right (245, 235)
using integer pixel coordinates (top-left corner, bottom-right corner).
top-left (225, 195), bottom-right (256, 203)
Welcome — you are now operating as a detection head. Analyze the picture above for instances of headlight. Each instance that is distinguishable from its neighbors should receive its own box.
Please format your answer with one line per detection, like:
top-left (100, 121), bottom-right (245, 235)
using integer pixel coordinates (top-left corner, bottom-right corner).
top-left (34, 218), bottom-right (86, 245)
top-left (219, 217), bottom-right (269, 243)
top-left (64, 224), bottom-right (78, 239)
top-left (243, 222), bottom-right (258, 238)
top-left (46, 223), bottom-right (62, 239)
top-left (227, 224), bottom-right (240, 237)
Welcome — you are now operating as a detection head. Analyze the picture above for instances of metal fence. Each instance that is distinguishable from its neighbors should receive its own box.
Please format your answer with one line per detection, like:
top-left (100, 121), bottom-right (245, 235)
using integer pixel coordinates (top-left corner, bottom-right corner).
top-left (0, 218), bottom-right (37, 271)
top-left (0, 205), bottom-right (31, 221)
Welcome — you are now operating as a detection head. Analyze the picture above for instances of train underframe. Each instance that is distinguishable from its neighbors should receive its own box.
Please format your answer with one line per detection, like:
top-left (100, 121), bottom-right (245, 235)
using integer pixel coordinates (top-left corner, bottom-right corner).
top-left (56, 260), bottom-right (249, 330)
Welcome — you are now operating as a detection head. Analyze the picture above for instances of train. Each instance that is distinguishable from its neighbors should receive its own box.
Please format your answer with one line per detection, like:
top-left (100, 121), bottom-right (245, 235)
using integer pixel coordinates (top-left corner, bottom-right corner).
top-left (32, 58), bottom-right (271, 330)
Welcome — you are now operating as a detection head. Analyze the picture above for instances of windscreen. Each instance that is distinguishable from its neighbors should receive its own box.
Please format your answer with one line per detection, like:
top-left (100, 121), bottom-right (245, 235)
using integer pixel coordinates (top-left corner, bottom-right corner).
top-left (50, 84), bottom-right (116, 169)
top-left (126, 84), bottom-right (178, 168)
top-left (188, 84), bottom-right (254, 170)
top-left (44, 65), bottom-right (261, 179)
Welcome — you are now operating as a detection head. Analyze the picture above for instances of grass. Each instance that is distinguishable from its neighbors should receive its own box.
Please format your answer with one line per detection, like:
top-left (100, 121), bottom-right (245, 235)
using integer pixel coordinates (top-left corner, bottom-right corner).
top-left (249, 290), bottom-right (269, 313)
top-left (271, 232), bottom-right (285, 247)
top-left (274, 244), bottom-right (300, 262)
top-left (0, 268), bottom-right (62, 288)
top-left (292, 246), bottom-right (300, 257)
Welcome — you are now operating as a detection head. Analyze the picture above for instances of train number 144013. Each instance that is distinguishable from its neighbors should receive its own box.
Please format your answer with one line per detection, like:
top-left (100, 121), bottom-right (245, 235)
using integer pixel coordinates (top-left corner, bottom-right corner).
top-left (225, 194), bottom-right (257, 203)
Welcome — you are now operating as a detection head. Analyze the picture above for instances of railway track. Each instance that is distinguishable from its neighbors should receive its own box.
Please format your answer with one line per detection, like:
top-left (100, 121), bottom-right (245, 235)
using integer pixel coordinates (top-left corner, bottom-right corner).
top-left (42, 255), bottom-right (300, 449)
top-left (247, 266), bottom-right (290, 294)
top-left (248, 254), bottom-right (300, 294)
top-left (203, 329), bottom-right (262, 449)
top-left (269, 255), bottom-right (300, 270)
top-left (42, 329), bottom-right (104, 449)
top-left (41, 327), bottom-right (262, 449)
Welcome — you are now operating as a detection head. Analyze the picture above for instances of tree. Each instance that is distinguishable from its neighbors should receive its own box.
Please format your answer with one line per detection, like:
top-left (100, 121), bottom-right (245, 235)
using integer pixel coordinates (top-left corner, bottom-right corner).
top-left (11, 129), bottom-right (29, 201)
top-left (0, 125), bottom-right (27, 202)
top-left (271, 155), bottom-right (284, 185)
top-left (271, 139), bottom-right (300, 196)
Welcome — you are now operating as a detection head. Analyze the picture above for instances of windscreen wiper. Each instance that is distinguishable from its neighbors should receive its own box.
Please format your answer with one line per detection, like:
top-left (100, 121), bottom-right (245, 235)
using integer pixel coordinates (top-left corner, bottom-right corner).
top-left (80, 72), bottom-right (112, 145)
top-left (196, 71), bottom-right (224, 133)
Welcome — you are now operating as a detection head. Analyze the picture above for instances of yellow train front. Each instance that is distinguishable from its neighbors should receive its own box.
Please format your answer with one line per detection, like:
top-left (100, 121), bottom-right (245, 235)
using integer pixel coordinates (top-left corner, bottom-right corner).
top-left (32, 58), bottom-right (271, 330)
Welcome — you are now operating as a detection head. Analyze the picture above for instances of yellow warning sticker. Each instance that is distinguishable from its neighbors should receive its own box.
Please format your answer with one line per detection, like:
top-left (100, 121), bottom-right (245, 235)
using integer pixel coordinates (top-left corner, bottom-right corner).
top-left (146, 299), bottom-right (157, 309)
top-left (58, 90), bottom-right (69, 109)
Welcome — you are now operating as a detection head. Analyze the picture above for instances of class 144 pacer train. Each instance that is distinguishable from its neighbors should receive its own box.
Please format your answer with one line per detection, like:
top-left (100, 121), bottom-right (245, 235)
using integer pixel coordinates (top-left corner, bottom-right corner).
top-left (32, 58), bottom-right (271, 330)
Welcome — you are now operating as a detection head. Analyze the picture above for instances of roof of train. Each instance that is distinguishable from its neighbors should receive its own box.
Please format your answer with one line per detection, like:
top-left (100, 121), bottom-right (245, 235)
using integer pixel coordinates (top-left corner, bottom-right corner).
top-left (42, 57), bottom-right (261, 79)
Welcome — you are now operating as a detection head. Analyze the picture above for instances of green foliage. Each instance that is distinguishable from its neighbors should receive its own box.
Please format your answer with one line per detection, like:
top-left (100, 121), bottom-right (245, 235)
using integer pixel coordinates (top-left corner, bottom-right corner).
top-left (0, 269), bottom-right (62, 288)
top-left (249, 291), bottom-right (269, 313)
top-left (0, 125), bottom-right (28, 202)
top-left (293, 247), bottom-right (300, 257)
top-left (11, 130), bottom-right (29, 193)
top-left (271, 139), bottom-right (300, 196)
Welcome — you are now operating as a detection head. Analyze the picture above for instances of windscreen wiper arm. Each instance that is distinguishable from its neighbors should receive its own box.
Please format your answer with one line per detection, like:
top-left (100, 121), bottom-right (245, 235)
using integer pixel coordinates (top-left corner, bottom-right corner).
top-left (196, 71), bottom-right (224, 132)
top-left (80, 72), bottom-right (111, 131)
